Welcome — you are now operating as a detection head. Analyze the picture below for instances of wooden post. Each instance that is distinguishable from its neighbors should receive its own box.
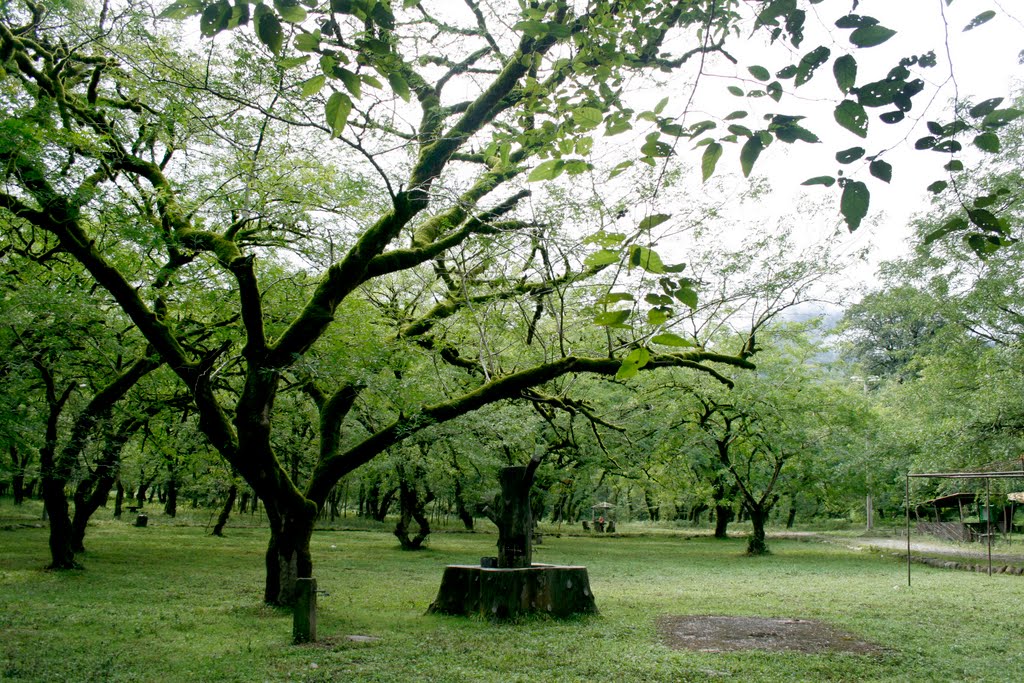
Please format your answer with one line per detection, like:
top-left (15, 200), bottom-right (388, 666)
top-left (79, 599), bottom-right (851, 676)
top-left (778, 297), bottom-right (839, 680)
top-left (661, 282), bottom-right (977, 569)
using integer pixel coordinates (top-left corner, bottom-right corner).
top-left (293, 577), bottom-right (317, 644)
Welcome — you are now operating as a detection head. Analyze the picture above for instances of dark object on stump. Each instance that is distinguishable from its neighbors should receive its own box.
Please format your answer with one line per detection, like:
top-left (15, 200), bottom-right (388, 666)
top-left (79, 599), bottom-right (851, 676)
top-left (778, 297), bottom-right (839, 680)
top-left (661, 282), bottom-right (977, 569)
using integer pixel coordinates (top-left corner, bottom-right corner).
top-left (427, 564), bottom-right (597, 618)
top-left (293, 577), bottom-right (317, 644)
top-left (481, 556), bottom-right (498, 568)
top-left (134, 514), bottom-right (148, 527)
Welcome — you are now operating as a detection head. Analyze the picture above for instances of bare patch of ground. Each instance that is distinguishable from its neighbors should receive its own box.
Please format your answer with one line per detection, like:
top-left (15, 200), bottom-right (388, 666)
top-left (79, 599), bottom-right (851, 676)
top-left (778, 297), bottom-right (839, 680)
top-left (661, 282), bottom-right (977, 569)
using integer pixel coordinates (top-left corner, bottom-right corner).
top-left (657, 615), bottom-right (884, 655)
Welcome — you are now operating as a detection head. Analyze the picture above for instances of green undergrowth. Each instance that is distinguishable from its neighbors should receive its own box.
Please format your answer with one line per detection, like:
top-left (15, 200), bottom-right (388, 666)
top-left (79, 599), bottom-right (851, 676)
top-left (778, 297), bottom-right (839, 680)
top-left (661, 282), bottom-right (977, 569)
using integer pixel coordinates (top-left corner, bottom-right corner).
top-left (1, 506), bottom-right (1023, 681)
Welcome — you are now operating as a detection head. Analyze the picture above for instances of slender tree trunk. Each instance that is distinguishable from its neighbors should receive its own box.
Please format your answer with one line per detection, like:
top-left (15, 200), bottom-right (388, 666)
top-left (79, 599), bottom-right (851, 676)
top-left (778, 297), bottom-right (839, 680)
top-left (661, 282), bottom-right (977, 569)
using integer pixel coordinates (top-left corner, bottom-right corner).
top-left (10, 445), bottom-right (28, 505)
top-left (114, 480), bottom-right (124, 518)
top-left (786, 504), bottom-right (797, 529)
top-left (70, 418), bottom-right (139, 552)
top-left (212, 483), bottom-right (238, 536)
top-left (163, 475), bottom-right (177, 517)
top-left (393, 465), bottom-right (434, 550)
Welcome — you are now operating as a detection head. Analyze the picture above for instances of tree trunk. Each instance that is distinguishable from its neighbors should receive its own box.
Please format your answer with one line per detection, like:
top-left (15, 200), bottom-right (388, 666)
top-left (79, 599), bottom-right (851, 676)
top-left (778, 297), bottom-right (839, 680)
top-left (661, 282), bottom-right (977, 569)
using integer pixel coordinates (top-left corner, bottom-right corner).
top-left (452, 474), bottom-right (475, 531)
top-left (393, 464), bottom-right (434, 550)
top-left (746, 505), bottom-right (770, 555)
top-left (10, 445), bottom-right (29, 505)
top-left (263, 501), bottom-right (317, 607)
top-left (211, 483), bottom-right (238, 537)
top-left (786, 504), bottom-right (797, 529)
top-left (496, 466), bottom-right (534, 568)
top-left (114, 480), bottom-right (124, 518)
top-left (163, 475), bottom-right (178, 517)
top-left (713, 504), bottom-right (733, 539)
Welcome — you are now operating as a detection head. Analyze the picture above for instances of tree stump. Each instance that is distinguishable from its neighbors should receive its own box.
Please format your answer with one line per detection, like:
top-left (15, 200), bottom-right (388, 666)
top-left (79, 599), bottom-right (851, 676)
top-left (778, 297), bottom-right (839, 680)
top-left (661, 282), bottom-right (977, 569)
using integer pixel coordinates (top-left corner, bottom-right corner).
top-left (427, 564), bottom-right (597, 619)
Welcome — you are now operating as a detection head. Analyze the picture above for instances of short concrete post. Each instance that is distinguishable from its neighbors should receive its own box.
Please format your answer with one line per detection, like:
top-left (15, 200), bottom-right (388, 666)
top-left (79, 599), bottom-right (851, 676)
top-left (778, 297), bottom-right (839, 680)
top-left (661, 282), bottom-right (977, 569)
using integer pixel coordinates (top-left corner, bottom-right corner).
top-left (293, 577), bottom-right (317, 644)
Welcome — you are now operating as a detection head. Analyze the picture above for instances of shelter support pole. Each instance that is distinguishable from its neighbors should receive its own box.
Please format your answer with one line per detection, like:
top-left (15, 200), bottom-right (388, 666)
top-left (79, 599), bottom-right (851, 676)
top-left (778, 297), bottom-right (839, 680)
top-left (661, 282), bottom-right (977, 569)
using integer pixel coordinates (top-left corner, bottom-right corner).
top-left (986, 478), bottom-right (992, 577)
top-left (906, 474), bottom-right (911, 588)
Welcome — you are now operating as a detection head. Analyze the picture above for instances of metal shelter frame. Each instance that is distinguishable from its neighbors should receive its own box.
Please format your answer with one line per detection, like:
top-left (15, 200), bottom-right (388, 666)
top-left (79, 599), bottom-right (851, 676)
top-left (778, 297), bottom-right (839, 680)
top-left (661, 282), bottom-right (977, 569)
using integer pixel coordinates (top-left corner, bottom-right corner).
top-left (904, 470), bottom-right (1024, 586)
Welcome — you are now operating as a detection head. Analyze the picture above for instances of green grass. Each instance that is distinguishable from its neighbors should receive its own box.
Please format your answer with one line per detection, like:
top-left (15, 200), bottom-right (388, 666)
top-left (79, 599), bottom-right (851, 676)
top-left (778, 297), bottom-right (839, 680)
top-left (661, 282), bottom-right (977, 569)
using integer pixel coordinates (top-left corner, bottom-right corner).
top-left (2, 501), bottom-right (1023, 682)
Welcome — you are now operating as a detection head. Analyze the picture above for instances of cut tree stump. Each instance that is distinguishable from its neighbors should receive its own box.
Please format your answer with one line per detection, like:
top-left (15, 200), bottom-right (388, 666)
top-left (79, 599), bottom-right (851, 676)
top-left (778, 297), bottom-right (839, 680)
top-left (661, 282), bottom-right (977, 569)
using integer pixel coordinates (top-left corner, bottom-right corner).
top-left (427, 564), bottom-right (597, 619)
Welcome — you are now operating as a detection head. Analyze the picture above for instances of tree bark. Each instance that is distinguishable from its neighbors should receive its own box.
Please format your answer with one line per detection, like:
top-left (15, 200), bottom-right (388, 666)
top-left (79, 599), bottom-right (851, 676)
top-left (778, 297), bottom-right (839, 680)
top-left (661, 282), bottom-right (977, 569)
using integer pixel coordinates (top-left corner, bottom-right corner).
top-left (746, 505), bottom-right (770, 555)
top-left (211, 483), bottom-right (238, 537)
top-left (393, 465), bottom-right (434, 550)
top-left (713, 504), bottom-right (733, 539)
top-left (496, 466), bottom-right (535, 568)
top-left (114, 480), bottom-right (124, 518)
top-left (263, 500), bottom-right (317, 606)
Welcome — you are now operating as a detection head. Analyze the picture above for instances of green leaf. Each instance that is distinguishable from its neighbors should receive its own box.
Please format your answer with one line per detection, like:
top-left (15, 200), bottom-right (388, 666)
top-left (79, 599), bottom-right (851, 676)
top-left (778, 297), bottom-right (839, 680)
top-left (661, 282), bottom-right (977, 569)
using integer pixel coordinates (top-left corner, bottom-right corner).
top-left (584, 249), bottom-right (621, 268)
top-left (869, 159), bottom-right (892, 183)
top-left (835, 14), bottom-right (879, 29)
top-left (748, 65), bottom-right (771, 81)
top-left (647, 308), bottom-right (671, 326)
top-left (924, 216), bottom-right (967, 244)
top-left (573, 107), bottom-right (603, 130)
top-left (835, 146), bottom-right (865, 164)
top-left (295, 31), bottom-right (320, 52)
top-left (608, 160), bottom-right (633, 179)
top-left (512, 19), bottom-right (571, 39)
top-left (615, 347), bottom-right (650, 381)
top-left (795, 46), bottom-right (830, 87)
top-left (969, 98), bottom-right (1003, 118)
top-left (255, 5), bottom-right (284, 54)
top-left (834, 100), bottom-right (868, 137)
top-left (727, 85), bottom-right (745, 97)
top-left (767, 81), bottom-right (783, 102)
top-left (638, 214), bottom-right (671, 232)
top-left (325, 91), bottom-right (352, 137)
top-left (982, 108), bottom-right (1024, 129)
top-left (974, 132), bottom-right (1000, 153)
top-left (159, 0), bottom-right (204, 20)
top-left (701, 142), bottom-right (723, 182)
top-left (277, 55), bottom-right (310, 70)
top-left (840, 180), bottom-right (870, 231)
top-left (594, 310), bottom-right (631, 328)
top-left (274, 0), bottom-right (307, 23)
top-left (964, 10), bottom-right (996, 31)
top-left (337, 67), bottom-right (362, 98)
top-left (724, 111), bottom-right (748, 120)
top-left (527, 159), bottom-right (564, 182)
top-left (927, 180), bottom-right (948, 194)
top-left (833, 54), bottom-right (857, 93)
top-left (629, 246), bottom-right (666, 274)
top-left (200, 0), bottom-right (231, 37)
top-left (300, 75), bottom-right (326, 97)
top-left (801, 175), bottom-right (835, 187)
top-left (945, 159), bottom-right (965, 172)
top-left (597, 292), bottom-right (635, 305)
top-left (674, 286), bottom-right (698, 310)
top-left (849, 25), bottom-right (896, 48)
top-left (650, 333), bottom-right (696, 348)
top-left (388, 72), bottom-right (411, 102)
top-left (740, 135), bottom-right (765, 177)
top-left (967, 208), bottom-right (1005, 232)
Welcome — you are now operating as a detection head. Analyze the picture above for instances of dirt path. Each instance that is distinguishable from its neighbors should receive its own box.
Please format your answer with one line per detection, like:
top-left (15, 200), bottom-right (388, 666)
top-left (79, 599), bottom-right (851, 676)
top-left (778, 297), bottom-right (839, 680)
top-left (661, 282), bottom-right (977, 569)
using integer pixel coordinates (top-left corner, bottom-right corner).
top-left (777, 531), bottom-right (1024, 564)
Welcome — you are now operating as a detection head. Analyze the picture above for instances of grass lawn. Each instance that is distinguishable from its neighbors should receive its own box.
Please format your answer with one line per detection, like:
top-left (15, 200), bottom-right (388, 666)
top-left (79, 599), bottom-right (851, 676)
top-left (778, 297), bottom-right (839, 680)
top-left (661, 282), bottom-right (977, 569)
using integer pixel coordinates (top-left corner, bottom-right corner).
top-left (2, 503), bottom-right (1023, 682)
